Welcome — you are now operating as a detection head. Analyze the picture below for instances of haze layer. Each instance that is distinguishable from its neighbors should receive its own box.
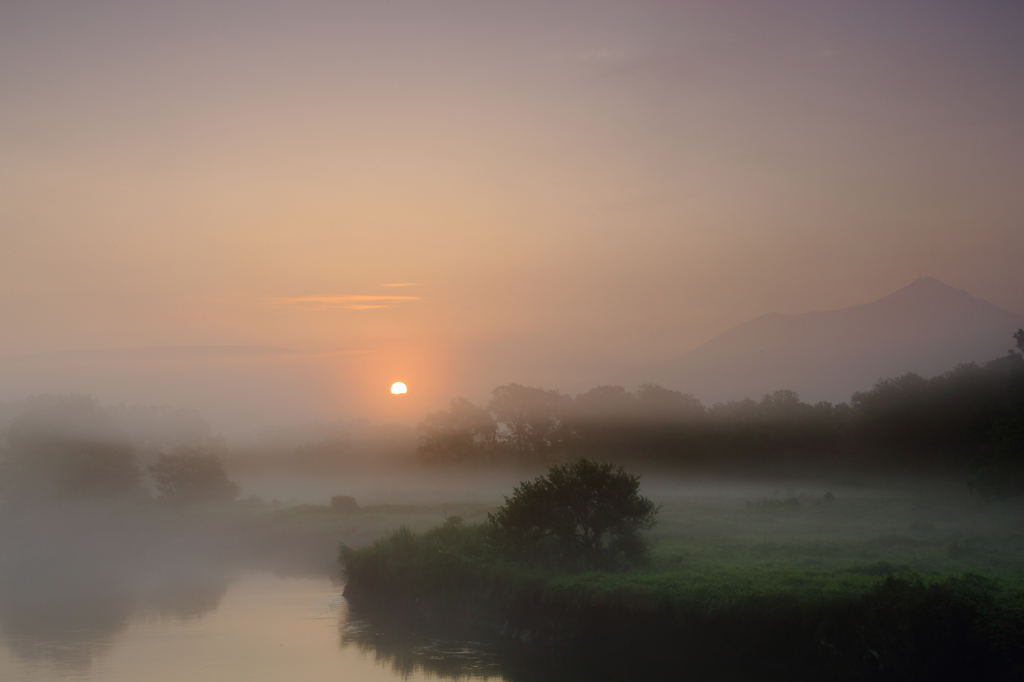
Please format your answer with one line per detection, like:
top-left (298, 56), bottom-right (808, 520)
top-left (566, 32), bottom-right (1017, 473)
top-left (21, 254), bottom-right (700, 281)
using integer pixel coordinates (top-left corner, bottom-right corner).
top-left (2, 1), bottom-right (1022, 428)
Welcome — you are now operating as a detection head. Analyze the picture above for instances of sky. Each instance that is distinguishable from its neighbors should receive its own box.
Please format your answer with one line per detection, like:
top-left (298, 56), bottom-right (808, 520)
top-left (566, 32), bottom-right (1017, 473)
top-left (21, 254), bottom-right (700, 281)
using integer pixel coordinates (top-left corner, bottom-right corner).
top-left (1, 1), bottom-right (1023, 432)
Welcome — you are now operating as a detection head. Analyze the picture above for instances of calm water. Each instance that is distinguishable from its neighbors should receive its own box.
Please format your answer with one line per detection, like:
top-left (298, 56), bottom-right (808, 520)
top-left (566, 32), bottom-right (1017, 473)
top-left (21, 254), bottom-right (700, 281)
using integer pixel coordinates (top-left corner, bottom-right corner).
top-left (0, 572), bottom-right (506, 682)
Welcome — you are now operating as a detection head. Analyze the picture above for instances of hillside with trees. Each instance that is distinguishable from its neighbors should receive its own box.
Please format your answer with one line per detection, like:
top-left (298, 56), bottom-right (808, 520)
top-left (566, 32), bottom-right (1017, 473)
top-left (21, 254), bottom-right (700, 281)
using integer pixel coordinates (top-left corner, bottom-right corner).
top-left (417, 331), bottom-right (1024, 493)
top-left (623, 278), bottom-right (1024, 404)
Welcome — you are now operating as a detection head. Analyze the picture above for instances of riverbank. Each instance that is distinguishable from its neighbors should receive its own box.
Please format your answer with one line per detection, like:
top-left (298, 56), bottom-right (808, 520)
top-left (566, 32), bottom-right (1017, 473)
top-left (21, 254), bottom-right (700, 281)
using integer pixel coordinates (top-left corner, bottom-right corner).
top-left (0, 496), bottom-right (492, 578)
top-left (342, 506), bottom-right (1024, 681)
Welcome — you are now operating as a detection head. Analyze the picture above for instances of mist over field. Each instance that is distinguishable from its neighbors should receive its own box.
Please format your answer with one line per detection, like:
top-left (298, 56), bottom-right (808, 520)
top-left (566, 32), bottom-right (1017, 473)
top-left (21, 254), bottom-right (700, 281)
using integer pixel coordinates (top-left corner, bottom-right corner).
top-left (2, 326), bottom-right (1024, 679)
top-left (2, 1), bottom-right (1024, 679)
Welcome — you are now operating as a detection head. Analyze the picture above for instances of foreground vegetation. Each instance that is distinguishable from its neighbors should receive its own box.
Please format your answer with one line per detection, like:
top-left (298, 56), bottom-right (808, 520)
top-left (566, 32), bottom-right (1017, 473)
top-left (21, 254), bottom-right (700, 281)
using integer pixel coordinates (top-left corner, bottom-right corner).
top-left (343, 482), bottom-right (1024, 680)
top-left (4, 378), bottom-right (1024, 677)
top-left (3, 457), bottom-right (1024, 678)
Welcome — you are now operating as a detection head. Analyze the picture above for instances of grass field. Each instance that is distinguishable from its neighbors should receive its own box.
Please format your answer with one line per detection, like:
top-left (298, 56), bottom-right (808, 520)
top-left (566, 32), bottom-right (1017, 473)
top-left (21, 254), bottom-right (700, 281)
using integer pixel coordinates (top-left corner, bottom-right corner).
top-left (339, 481), bottom-right (1024, 680)
top-left (31, 477), bottom-right (1018, 604)
top-left (337, 481), bottom-right (1024, 595)
top-left (584, 487), bottom-right (1024, 601)
top-left (5, 476), bottom-right (1023, 679)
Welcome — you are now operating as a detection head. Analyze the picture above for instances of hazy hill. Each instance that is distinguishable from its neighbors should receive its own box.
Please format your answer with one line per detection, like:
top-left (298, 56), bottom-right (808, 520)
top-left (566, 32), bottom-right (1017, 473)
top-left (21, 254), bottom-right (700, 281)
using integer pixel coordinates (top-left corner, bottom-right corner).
top-left (625, 278), bottom-right (1024, 404)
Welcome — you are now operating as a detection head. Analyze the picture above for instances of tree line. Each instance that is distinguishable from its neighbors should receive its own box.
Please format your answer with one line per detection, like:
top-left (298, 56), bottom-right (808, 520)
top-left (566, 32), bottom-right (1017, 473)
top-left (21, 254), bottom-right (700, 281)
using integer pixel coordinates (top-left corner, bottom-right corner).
top-left (417, 331), bottom-right (1024, 486)
top-left (0, 394), bottom-right (239, 505)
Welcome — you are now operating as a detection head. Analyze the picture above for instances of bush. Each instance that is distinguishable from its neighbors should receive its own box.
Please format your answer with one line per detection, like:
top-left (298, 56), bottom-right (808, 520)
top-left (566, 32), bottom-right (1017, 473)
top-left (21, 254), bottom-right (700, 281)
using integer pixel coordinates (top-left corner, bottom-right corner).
top-left (0, 395), bottom-right (142, 501)
top-left (331, 495), bottom-right (360, 513)
top-left (147, 452), bottom-right (240, 504)
top-left (488, 459), bottom-right (657, 567)
top-left (341, 516), bottom-right (496, 603)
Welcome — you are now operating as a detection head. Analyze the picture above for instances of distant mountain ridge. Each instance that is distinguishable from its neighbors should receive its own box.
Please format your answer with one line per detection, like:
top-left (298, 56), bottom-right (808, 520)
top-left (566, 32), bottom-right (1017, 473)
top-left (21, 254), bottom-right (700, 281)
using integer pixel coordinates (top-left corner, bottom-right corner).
top-left (624, 278), bottom-right (1024, 405)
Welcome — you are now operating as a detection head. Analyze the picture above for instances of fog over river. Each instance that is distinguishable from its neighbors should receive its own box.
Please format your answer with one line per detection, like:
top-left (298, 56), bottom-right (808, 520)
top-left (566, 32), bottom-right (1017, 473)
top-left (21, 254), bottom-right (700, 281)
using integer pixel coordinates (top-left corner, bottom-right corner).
top-left (0, 572), bottom-right (504, 682)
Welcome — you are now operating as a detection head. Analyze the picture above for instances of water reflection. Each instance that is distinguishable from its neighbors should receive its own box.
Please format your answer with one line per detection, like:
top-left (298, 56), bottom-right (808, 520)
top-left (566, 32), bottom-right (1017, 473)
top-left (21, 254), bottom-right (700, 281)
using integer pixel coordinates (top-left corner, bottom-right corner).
top-left (340, 608), bottom-right (504, 680)
top-left (144, 567), bottom-right (232, 621)
top-left (0, 504), bottom-right (512, 681)
top-left (0, 557), bottom-right (231, 671)
top-left (0, 566), bottom-right (135, 669)
top-left (0, 509), bottom-right (768, 681)
top-left (0, 560), bottom-right (511, 682)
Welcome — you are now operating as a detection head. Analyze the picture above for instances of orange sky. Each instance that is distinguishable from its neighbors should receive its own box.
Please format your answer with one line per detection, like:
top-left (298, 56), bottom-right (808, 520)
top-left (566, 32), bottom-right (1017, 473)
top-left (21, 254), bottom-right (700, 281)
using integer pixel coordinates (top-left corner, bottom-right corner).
top-left (1, 1), bottom-right (1022, 432)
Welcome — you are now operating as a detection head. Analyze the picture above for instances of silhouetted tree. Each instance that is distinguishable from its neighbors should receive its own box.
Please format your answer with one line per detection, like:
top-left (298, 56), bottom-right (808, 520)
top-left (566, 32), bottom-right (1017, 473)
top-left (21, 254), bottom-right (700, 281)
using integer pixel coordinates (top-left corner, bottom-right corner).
top-left (572, 385), bottom-right (636, 418)
top-left (0, 395), bottom-right (141, 502)
top-left (331, 495), bottom-right (360, 513)
top-left (566, 386), bottom-right (639, 460)
top-left (969, 330), bottom-right (1024, 498)
top-left (411, 330), bottom-right (1024, 477)
top-left (416, 398), bottom-right (496, 464)
top-left (566, 385), bottom-right (708, 464)
top-left (759, 389), bottom-right (804, 415)
top-left (850, 359), bottom-right (1023, 471)
top-left (635, 383), bottom-right (705, 422)
top-left (488, 459), bottom-right (657, 567)
top-left (488, 384), bottom-right (572, 463)
top-left (148, 451), bottom-right (240, 504)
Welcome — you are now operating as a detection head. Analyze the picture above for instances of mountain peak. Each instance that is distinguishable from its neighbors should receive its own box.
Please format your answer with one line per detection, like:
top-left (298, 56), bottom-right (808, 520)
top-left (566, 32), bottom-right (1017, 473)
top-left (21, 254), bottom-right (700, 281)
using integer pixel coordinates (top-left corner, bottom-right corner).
top-left (625, 280), bottom-right (1023, 404)
top-left (887, 277), bottom-right (965, 300)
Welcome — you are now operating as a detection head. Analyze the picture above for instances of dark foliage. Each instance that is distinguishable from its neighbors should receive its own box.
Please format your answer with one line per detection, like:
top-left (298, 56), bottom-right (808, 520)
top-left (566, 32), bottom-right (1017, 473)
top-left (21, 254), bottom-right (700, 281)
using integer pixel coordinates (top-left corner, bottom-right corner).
top-left (0, 395), bottom-right (141, 501)
top-left (330, 495), bottom-right (360, 513)
top-left (415, 333), bottom-right (1024, 492)
top-left (417, 398), bottom-right (496, 464)
top-left (147, 451), bottom-right (240, 504)
top-left (488, 384), bottom-right (573, 464)
top-left (344, 543), bottom-right (1024, 682)
top-left (341, 516), bottom-right (496, 607)
top-left (488, 459), bottom-right (657, 567)
top-left (967, 329), bottom-right (1024, 499)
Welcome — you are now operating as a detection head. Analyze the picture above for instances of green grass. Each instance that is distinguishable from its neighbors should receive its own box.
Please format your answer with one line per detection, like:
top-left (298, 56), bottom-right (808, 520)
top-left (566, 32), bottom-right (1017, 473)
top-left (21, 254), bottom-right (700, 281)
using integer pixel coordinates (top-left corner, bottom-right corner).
top-left (343, 488), bottom-right (1024, 602)
top-left (339, 491), bottom-right (1024, 680)
top-left (641, 491), bottom-right (1024, 595)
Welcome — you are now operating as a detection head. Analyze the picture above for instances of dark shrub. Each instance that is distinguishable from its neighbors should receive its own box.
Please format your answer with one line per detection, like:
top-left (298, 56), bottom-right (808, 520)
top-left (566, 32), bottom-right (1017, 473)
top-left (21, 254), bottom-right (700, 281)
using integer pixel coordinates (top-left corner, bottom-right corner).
top-left (0, 395), bottom-right (141, 501)
top-left (331, 495), bottom-right (360, 513)
top-left (148, 452), bottom-right (240, 504)
top-left (488, 459), bottom-right (657, 567)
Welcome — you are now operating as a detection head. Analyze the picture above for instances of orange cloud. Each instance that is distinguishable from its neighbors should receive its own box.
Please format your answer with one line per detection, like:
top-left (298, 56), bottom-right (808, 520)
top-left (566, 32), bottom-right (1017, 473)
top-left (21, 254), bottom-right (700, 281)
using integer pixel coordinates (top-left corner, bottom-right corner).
top-left (269, 295), bottom-right (421, 311)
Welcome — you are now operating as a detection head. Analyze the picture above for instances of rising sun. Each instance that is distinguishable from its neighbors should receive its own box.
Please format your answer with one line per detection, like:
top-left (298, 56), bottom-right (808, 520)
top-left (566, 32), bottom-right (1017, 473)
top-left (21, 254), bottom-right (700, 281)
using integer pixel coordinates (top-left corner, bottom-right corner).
top-left (390, 382), bottom-right (408, 395)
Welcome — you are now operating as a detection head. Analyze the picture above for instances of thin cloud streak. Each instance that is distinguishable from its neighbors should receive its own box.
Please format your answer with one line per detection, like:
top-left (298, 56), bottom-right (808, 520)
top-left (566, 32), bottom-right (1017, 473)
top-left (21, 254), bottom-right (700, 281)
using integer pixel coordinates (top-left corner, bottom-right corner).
top-left (269, 294), bottom-right (421, 312)
top-left (381, 283), bottom-right (422, 287)
top-left (272, 295), bottom-right (421, 303)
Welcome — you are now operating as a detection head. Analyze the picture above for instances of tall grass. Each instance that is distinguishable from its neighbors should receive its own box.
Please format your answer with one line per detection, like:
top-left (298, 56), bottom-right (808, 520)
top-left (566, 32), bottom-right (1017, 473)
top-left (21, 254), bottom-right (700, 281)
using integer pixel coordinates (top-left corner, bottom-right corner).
top-left (341, 515), bottom-right (1024, 680)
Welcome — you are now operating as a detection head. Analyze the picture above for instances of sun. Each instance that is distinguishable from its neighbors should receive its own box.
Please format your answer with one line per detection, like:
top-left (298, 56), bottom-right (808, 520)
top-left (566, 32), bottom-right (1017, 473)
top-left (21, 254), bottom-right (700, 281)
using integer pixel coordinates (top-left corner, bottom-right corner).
top-left (390, 381), bottom-right (408, 395)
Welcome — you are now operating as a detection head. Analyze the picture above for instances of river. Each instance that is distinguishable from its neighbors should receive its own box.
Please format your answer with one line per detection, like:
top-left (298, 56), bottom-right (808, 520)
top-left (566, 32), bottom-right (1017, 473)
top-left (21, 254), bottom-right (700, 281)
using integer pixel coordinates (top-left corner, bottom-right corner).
top-left (0, 572), bottom-right (506, 682)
